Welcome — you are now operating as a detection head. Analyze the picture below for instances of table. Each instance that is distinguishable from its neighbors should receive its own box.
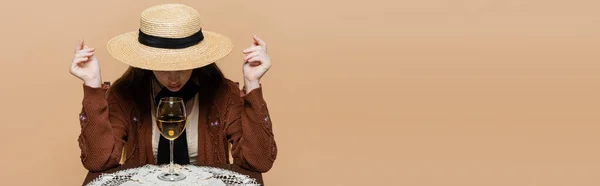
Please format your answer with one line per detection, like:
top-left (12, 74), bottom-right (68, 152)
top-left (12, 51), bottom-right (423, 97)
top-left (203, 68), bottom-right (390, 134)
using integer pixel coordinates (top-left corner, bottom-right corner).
top-left (82, 164), bottom-right (264, 186)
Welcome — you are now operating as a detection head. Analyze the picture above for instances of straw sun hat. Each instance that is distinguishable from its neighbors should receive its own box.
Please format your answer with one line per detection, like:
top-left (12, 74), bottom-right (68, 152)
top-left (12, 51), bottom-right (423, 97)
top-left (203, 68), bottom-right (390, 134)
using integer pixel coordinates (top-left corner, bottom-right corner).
top-left (107, 4), bottom-right (233, 71)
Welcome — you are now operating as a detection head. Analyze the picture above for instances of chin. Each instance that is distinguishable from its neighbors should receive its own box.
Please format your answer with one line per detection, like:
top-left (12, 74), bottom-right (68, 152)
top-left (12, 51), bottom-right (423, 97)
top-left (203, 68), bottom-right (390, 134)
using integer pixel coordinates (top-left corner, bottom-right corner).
top-left (167, 87), bottom-right (182, 92)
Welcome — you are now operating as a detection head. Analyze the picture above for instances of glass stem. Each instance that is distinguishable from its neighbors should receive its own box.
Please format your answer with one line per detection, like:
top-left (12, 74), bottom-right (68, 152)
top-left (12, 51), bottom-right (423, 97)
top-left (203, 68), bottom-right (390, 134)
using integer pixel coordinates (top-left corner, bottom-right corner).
top-left (169, 139), bottom-right (174, 174)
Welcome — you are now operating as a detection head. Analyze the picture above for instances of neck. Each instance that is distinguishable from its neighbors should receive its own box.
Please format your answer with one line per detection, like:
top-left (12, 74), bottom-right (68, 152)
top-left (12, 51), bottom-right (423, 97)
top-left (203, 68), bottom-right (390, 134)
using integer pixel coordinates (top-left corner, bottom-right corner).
top-left (151, 78), bottom-right (198, 116)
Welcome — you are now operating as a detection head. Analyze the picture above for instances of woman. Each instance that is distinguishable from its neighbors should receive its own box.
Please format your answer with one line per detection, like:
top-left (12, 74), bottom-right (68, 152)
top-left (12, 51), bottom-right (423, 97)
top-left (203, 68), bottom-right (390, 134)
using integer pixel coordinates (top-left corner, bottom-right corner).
top-left (69, 4), bottom-right (277, 173)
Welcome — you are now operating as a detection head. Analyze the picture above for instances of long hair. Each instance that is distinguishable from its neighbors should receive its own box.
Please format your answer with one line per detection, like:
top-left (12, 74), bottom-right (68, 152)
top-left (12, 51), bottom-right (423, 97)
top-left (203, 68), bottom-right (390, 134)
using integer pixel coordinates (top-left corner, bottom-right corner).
top-left (108, 63), bottom-right (224, 119)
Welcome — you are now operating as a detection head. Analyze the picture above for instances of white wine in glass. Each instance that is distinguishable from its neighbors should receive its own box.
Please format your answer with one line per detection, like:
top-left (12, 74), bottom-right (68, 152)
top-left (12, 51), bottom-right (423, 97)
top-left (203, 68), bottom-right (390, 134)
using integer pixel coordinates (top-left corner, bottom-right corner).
top-left (157, 114), bottom-right (186, 140)
top-left (156, 97), bottom-right (187, 182)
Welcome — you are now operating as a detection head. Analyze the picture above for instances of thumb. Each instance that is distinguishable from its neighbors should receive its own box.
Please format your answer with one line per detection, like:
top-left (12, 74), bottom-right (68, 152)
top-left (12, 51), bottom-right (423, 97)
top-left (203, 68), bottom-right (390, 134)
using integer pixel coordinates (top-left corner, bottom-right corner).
top-left (252, 36), bottom-right (259, 47)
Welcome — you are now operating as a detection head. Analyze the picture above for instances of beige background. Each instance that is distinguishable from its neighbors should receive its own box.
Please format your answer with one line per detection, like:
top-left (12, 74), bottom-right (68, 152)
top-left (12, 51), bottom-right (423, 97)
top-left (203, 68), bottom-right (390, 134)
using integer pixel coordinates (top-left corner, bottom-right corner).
top-left (1, 0), bottom-right (600, 185)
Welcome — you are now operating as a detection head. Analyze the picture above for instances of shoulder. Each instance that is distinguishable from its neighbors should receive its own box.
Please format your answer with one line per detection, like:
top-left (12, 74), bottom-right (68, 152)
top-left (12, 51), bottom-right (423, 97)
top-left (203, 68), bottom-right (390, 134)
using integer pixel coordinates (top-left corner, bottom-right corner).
top-left (104, 84), bottom-right (137, 113)
top-left (105, 85), bottom-right (126, 104)
top-left (211, 78), bottom-right (243, 113)
top-left (217, 78), bottom-right (243, 99)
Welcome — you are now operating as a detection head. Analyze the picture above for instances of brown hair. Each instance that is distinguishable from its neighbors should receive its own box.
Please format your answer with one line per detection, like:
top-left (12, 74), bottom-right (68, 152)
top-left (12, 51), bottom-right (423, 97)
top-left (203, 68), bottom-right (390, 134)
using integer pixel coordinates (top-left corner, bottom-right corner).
top-left (108, 63), bottom-right (224, 118)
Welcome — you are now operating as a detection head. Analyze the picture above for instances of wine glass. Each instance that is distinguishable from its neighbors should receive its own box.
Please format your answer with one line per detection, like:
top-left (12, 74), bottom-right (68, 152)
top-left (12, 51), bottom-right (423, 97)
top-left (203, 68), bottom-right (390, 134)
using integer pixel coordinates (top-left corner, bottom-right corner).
top-left (156, 97), bottom-right (187, 181)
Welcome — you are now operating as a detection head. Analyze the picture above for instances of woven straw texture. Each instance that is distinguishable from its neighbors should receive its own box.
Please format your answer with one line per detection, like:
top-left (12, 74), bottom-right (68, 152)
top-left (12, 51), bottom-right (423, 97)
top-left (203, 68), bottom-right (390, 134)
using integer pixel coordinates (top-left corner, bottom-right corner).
top-left (107, 4), bottom-right (233, 71)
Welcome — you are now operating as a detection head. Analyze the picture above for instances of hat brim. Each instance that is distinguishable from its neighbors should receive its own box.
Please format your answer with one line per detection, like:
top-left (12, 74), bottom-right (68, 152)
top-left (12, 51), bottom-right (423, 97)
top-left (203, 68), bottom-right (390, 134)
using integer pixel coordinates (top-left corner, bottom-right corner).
top-left (106, 30), bottom-right (233, 71)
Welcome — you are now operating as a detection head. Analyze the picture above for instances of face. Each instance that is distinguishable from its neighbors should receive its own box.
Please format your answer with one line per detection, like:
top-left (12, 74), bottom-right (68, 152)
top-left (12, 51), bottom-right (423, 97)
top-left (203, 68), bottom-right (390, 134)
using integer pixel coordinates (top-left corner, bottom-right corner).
top-left (152, 70), bottom-right (193, 92)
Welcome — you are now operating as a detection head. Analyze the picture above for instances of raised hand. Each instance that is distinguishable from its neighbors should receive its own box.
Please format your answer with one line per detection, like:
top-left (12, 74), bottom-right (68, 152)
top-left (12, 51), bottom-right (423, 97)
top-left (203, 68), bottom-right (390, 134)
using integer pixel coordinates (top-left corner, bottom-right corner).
top-left (242, 35), bottom-right (271, 93)
top-left (70, 39), bottom-right (102, 88)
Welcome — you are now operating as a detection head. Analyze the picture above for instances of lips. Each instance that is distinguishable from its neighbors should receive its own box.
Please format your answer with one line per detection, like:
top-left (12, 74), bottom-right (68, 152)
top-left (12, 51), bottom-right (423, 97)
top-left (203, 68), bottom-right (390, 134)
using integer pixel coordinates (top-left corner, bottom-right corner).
top-left (167, 84), bottom-right (181, 90)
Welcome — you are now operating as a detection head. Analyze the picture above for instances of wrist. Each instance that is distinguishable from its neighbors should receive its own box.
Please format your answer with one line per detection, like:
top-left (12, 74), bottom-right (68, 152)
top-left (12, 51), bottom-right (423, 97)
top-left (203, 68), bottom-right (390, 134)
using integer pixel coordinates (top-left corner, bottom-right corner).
top-left (244, 79), bottom-right (260, 94)
top-left (84, 77), bottom-right (103, 88)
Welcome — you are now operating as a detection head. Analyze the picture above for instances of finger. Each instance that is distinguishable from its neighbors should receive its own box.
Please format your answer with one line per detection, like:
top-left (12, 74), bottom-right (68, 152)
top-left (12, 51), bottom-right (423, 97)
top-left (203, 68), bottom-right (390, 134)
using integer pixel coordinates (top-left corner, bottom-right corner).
top-left (245, 60), bottom-right (261, 67)
top-left (74, 56), bottom-right (89, 62)
top-left (83, 45), bottom-right (90, 49)
top-left (73, 57), bottom-right (89, 65)
top-left (243, 46), bottom-right (261, 53)
top-left (79, 48), bottom-right (95, 53)
top-left (71, 57), bottom-right (81, 68)
top-left (75, 39), bottom-right (84, 52)
top-left (242, 46), bottom-right (262, 54)
top-left (246, 56), bottom-right (263, 64)
top-left (253, 35), bottom-right (267, 47)
top-left (243, 51), bottom-right (261, 61)
top-left (75, 52), bottom-right (94, 58)
top-left (248, 56), bottom-right (270, 68)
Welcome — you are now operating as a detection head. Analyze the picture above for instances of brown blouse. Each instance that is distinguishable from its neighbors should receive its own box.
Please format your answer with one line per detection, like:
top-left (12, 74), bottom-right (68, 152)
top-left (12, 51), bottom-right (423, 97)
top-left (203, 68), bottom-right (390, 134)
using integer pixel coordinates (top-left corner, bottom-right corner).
top-left (77, 79), bottom-right (277, 173)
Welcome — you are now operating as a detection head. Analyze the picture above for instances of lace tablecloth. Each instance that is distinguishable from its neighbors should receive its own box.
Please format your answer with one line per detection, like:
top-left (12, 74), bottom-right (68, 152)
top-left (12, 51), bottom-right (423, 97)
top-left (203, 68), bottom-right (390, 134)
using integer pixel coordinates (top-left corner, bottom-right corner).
top-left (86, 164), bottom-right (260, 186)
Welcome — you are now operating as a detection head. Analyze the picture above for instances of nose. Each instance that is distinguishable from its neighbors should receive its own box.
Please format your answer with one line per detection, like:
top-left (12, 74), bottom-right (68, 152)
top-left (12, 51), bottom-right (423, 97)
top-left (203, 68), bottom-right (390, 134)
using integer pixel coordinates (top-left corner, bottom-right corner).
top-left (167, 71), bottom-right (179, 82)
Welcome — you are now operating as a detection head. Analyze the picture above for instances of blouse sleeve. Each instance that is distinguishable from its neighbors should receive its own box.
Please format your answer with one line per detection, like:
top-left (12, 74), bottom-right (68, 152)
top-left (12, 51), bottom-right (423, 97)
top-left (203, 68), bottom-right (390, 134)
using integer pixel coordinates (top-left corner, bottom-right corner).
top-left (77, 84), bottom-right (128, 171)
top-left (225, 82), bottom-right (277, 172)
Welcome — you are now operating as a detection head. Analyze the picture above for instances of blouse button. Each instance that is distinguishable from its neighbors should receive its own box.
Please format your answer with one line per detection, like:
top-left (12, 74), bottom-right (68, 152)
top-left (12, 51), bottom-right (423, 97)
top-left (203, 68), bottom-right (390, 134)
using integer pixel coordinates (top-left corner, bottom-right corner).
top-left (211, 121), bottom-right (219, 128)
top-left (79, 113), bottom-right (87, 122)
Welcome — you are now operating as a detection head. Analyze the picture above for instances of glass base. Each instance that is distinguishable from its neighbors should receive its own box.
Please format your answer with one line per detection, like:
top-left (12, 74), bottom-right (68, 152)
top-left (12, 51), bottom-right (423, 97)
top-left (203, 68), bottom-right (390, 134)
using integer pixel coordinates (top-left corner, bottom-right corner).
top-left (158, 172), bottom-right (186, 182)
